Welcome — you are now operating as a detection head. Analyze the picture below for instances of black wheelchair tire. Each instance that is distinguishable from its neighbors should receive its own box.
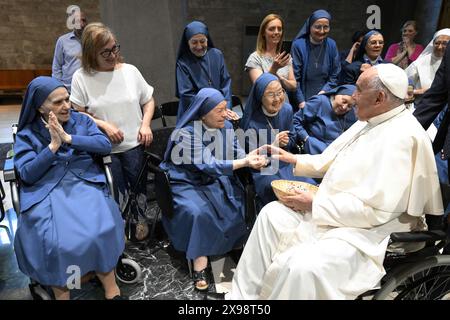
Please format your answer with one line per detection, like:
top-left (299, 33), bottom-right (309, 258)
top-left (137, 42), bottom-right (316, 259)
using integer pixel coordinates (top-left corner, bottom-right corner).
top-left (373, 255), bottom-right (450, 300)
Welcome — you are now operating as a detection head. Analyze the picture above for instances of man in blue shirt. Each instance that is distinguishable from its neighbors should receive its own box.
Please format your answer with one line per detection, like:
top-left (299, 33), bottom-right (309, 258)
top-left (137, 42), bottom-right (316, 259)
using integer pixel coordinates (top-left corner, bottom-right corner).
top-left (51, 11), bottom-right (87, 92)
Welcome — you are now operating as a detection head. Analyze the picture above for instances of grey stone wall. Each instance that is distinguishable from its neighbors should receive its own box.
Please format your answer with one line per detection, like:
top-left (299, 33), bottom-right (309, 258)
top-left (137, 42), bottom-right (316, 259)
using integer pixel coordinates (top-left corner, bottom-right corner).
top-left (100, 0), bottom-right (186, 105)
top-left (185, 0), bottom-right (378, 95)
top-left (0, 0), bottom-right (443, 98)
top-left (0, 0), bottom-right (100, 69)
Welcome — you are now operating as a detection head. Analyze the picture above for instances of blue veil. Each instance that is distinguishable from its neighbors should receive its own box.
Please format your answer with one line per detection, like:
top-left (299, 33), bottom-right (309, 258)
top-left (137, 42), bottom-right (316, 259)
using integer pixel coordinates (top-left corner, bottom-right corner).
top-left (322, 84), bottom-right (356, 97)
top-left (354, 30), bottom-right (382, 62)
top-left (240, 73), bottom-right (282, 131)
top-left (17, 76), bottom-right (65, 131)
top-left (294, 9), bottom-right (332, 40)
top-left (163, 88), bottom-right (225, 161)
top-left (176, 21), bottom-right (216, 60)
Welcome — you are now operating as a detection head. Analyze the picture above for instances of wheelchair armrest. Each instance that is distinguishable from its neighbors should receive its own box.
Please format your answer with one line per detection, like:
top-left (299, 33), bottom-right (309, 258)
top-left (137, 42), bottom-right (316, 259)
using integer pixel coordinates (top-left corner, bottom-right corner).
top-left (145, 152), bottom-right (163, 166)
top-left (101, 156), bottom-right (114, 195)
top-left (2, 158), bottom-right (20, 215)
top-left (102, 155), bottom-right (112, 165)
top-left (390, 230), bottom-right (447, 243)
top-left (3, 158), bottom-right (16, 183)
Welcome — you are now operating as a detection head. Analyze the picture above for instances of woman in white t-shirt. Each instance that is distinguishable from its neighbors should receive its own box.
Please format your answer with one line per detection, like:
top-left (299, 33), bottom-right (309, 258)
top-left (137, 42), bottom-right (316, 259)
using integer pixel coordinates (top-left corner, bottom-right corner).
top-left (70, 23), bottom-right (155, 226)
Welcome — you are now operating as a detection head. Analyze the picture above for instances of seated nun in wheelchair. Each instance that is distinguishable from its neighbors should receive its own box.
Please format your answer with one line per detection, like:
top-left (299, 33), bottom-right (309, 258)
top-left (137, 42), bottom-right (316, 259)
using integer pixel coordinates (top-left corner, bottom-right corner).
top-left (13, 77), bottom-right (125, 300)
top-left (160, 88), bottom-right (267, 291)
top-left (239, 72), bottom-right (315, 207)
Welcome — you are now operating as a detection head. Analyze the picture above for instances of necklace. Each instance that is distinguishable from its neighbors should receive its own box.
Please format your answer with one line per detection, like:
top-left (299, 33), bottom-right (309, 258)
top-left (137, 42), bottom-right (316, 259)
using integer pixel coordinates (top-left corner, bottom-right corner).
top-left (198, 52), bottom-right (212, 86)
top-left (311, 42), bottom-right (324, 68)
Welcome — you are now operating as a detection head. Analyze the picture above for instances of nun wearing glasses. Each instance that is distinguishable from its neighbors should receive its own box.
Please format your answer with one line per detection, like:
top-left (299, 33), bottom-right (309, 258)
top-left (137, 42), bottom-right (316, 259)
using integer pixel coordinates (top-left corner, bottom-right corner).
top-left (291, 9), bottom-right (341, 109)
top-left (240, 73), bottom-right (315, 206)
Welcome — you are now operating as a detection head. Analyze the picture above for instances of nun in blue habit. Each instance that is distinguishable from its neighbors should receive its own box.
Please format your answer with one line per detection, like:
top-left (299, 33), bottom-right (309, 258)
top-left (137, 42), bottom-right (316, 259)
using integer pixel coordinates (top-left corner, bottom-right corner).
top-left (293, 84), bottom-right (357, 155)
top-left (13, 77), bottom-right (125, 299)
top-left (160, 88), bottom-right (266, 291)
top-left (339, 30), bottom-right (385, 85)
top-left (291, 9), bottom-right (341, 108)
top-left (240, 73), bottom-right (315, 206)
top-left (175, 21), bottom-right (234, 121)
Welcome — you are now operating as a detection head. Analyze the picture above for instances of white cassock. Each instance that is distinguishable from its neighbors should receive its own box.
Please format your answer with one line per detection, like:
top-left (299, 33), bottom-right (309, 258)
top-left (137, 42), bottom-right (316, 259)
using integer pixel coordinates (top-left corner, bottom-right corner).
top-left (231, 105), bottom-right (444, 300)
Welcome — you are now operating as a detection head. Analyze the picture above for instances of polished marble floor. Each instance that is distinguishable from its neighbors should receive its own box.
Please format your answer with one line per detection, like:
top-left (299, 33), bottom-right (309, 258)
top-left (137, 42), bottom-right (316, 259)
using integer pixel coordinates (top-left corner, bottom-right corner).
top-left (0, 187), bottom-right (239, 300)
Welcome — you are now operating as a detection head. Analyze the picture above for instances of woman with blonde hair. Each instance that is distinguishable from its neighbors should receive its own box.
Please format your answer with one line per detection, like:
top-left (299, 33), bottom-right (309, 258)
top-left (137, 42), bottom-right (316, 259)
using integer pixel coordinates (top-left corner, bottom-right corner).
top-left (70, 23), bottom-right (156, 236)
top-left (245, 14), bottom-right (296, 99)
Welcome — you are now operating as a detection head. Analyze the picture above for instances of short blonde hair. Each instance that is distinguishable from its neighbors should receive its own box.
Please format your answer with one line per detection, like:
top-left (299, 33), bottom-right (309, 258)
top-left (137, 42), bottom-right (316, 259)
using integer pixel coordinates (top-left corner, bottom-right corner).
top-left (81, 22), bottom-right (123, 73)
top-left (256, 14), bottom-right (284, 56)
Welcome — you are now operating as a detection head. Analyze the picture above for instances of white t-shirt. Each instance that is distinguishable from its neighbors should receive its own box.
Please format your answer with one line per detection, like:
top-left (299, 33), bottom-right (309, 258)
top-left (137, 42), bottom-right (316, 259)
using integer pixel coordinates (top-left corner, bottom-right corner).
top-left (70, 63), bottom-right (154, 153)
top-left (245, 51), bottom-right (291, 79)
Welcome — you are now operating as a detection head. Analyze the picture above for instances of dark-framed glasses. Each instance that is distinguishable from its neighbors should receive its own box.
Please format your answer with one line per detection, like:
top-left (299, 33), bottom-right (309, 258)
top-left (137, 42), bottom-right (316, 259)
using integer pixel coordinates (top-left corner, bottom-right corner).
top-left (100, 44), bottom-right (120, 58)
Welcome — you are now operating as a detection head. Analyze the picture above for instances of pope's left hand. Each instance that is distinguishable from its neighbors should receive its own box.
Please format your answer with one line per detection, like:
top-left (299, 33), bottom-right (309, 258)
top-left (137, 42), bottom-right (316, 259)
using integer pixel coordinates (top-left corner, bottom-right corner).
top-left (279, 189), bottom-right (314, 213)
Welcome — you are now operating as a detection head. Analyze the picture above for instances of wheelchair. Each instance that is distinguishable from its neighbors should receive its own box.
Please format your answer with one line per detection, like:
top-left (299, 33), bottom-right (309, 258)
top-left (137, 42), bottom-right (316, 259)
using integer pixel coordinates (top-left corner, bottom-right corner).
top-left (2, 125), bottom-right (142, 300)
top-left (119, 106), bottom-right (178, 245)
top-left (144, 147), bottom-right (257, 278)
top-left (358, 202), bottom-right (450, 300)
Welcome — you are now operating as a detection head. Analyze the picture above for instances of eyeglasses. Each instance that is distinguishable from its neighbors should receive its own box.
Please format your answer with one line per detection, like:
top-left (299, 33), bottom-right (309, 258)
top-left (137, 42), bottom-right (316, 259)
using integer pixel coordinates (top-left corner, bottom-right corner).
top-left (434, 41), bottom-right (448, 47)
top-left (99, 44), bottom-right (120, 58)
top-left (311, 25), bottom-right (330, 32)
top-left (264, 90), bottom-right (285, 99)
top-left (368, 40), bottom-right (384, 46)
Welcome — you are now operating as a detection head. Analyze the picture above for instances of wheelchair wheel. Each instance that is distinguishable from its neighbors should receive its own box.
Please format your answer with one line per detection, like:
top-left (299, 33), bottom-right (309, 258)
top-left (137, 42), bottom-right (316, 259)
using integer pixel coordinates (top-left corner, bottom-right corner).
top-left (373, 255), bottom-right (450, 300)
top-left (115, 258), bottom-right (142, 284)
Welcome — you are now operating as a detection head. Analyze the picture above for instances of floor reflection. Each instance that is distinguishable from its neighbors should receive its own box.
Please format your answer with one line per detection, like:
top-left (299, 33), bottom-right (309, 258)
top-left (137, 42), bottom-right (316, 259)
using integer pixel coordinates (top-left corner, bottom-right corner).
top-left (0, 204), bottom-right (223, 300)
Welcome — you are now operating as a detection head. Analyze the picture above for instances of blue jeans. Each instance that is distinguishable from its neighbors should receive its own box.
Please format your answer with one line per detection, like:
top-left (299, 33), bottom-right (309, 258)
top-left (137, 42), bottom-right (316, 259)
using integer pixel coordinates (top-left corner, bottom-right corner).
top-left (110, 145), bottom-right (146, 205)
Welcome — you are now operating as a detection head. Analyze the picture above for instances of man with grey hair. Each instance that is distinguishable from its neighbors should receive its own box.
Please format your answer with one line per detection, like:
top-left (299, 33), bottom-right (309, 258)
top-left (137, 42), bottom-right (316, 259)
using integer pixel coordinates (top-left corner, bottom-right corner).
top-left (52, 10), bottom-right (87, 92)
top-left (209, 64), bottom-right (443, 300)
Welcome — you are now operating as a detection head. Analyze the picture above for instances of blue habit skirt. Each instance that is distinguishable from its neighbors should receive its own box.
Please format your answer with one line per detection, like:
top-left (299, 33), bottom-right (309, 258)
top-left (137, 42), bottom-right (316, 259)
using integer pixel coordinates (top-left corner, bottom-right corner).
top-left (14, 171), bottom-right (125, 287)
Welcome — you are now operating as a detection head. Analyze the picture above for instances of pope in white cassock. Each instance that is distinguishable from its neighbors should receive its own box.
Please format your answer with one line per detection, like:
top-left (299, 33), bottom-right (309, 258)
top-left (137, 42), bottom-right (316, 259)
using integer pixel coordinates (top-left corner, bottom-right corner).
top-left (226, 64), bottom-right (444, 300)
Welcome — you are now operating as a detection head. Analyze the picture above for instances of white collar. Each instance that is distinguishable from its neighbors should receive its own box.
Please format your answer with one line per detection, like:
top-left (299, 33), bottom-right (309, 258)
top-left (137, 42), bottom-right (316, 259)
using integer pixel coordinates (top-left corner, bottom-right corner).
top-left (367, 104), bottom-right (406, 126)
top-left (262, 106), bottom-right (279, 117)
top-left (202, 122), bottom-right (217, 131)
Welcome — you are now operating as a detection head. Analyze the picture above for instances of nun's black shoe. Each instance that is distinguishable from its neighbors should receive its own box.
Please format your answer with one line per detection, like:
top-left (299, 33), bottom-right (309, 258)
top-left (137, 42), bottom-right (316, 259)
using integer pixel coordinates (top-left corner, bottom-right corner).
top-left (204, 292), bottom-right (226, 300)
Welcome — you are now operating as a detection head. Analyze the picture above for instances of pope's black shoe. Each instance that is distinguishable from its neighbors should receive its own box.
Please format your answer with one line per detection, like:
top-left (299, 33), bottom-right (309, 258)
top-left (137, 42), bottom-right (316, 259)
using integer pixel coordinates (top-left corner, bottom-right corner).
top-left (204, 292), bottom-right (226, 300)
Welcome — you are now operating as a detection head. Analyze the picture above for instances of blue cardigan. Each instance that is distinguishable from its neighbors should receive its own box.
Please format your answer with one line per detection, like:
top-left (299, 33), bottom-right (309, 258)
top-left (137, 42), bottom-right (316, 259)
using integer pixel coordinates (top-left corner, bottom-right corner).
top-left (14, 111), bottom-right (112, 212)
